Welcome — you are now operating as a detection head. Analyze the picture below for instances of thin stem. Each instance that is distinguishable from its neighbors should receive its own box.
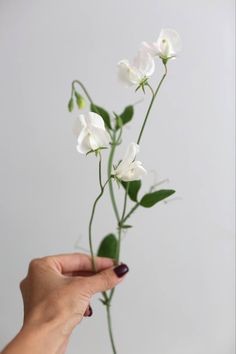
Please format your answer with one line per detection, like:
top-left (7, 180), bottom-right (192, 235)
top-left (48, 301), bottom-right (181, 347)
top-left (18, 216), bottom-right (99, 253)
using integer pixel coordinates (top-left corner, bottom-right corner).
top-left (98, 153), bottom-right (103, 190)
top-left (88, 154), bottom-right (110, 272)
top-left (72, 80), bottom-right (94, 104)
top-left (121, 185), bottom-right (129, 221)
top-left (106, 304), bottom-right (117, 354)
top-left (107, 131), bottom-right (120, 223)
top-left (122, 202), bottom-right (140, 224)
top-left (137, 64), bottom-right (168, 145)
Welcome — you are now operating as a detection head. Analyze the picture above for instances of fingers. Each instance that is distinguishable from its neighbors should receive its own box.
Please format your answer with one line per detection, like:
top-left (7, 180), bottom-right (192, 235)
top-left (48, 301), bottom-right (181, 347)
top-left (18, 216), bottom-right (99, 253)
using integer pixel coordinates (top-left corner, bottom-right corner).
top-left (84, 264), bottom-right (129, 294)
top-left (44, 253), bottom-right (115, 274)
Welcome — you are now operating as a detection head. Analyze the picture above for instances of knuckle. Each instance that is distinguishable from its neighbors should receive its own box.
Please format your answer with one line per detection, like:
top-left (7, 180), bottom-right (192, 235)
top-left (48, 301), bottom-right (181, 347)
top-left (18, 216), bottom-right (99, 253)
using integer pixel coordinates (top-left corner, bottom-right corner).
top-left (74, 278), bottom-right (93, 297)
top-left (29, 258), bottom-right (41, 270)
top-left (100, 271), bottom-right (114, 289)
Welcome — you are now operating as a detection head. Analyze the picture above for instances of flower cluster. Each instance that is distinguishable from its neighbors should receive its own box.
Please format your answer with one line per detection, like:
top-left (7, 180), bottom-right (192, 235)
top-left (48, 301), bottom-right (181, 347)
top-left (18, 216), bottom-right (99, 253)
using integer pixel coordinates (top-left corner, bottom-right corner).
top-left (72, 28), bottom-right (181, 183)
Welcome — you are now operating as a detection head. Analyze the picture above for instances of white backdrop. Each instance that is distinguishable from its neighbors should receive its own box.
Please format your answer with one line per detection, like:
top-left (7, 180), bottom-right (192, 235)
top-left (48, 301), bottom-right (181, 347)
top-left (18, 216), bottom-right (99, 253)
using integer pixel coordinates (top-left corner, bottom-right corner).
top-left (0, 1), bottom-right (235, 353)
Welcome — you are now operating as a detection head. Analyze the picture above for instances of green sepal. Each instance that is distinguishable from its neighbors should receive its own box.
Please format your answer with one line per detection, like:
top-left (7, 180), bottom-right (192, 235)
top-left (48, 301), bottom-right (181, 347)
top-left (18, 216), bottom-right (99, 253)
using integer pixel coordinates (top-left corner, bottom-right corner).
top-left (140, 189), bottom-right (175, 208)
top-left (86, 147), bottom-right (108, 157)
top-left (90, 104), bottom-right (111, 130)
top-left (97, 234), bottom-right (118, 259)
top-left (135, 78), bottom-right (148, 93)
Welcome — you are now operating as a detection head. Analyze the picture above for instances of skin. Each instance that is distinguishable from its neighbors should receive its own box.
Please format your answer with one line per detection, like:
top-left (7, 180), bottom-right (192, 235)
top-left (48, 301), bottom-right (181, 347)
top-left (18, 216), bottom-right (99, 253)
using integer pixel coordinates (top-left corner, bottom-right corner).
top-left (1, 253), bottom-right (127, 354)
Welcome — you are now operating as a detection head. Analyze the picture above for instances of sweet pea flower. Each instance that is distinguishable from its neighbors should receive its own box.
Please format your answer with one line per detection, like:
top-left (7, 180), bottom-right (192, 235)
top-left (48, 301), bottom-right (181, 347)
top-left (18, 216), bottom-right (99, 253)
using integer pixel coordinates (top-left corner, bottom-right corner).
top-left (118, 49), bottom-right (155, 87)
top-left (142, 29), bottom-right (182, 61)
top-left (113, 142), bottom-right (147, 182)
top-left (74, 112), bottom-right (110, 154)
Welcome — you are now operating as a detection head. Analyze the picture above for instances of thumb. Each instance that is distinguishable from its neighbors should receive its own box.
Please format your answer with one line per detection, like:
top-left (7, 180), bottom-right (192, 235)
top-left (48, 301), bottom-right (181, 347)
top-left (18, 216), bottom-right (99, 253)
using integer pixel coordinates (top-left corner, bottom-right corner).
top-left (86, 263), bottom-right (129, 294)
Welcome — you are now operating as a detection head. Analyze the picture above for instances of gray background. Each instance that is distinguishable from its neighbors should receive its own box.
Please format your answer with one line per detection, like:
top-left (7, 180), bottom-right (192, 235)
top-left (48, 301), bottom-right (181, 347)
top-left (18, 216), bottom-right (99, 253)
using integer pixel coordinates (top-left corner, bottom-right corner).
top-left (0, 1), bottom-right (235, 353)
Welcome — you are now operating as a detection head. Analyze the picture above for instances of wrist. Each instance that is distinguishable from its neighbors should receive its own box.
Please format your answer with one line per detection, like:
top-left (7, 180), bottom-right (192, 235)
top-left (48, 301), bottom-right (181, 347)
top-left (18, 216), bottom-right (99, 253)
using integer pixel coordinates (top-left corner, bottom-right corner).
top-left (2, 317), bottom-right (71, 354)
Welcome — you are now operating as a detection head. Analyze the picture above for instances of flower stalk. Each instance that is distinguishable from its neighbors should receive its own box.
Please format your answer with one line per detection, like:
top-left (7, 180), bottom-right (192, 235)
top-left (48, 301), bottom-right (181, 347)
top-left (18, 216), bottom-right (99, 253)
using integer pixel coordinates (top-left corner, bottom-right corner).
top-left (69, 28), bottom-right (181, 353)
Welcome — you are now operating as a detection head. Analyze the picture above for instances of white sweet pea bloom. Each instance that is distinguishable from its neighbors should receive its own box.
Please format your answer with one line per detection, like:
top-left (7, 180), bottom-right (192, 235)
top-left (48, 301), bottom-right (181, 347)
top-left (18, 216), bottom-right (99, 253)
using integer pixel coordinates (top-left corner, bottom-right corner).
top-left (113, 142), bottom-right (147, 182)
top-left (118, 49), bottom-right (155, 86)
top-left (74, 112), bottom-right (110, 154)
top-left (143, 29), bottom-right (182, 60)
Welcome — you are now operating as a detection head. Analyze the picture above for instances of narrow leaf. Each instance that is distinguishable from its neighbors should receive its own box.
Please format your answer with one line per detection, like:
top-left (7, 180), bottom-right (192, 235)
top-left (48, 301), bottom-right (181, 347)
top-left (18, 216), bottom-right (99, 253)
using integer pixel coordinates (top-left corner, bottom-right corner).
top-left (122, 180), bottom-right (141, 202)
top-left (120, 224), bottom-right (132, 229)
top-left (91, 104), bottom-right (111, 129)
top-left (97, 234), bottom-right (117, 259)
top-left (140, 189), bottom-right (175, 208)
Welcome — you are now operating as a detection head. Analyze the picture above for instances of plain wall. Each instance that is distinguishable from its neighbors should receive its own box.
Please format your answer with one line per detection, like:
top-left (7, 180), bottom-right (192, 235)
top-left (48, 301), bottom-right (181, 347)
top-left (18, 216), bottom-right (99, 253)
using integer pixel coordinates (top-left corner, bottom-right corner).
top-left (0, 1), bottom-right (235, 353)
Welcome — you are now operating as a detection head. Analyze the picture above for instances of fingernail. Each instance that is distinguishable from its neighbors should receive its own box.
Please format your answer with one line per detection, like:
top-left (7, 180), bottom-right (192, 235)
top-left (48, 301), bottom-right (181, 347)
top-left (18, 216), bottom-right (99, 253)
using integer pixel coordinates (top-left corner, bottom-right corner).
top-left (113, 263), bottom-right (129, 278)
top-left (88, 306), bottom-right (93, 317)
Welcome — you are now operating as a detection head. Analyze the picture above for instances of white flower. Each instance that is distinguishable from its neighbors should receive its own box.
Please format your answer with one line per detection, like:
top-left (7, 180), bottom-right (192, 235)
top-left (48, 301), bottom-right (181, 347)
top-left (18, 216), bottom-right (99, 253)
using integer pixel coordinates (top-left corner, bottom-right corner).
top-left (74, 112), bottom-right (110, 154)
top-left (142, 29), bottom-right (182, 60)
top-left (113, 142), bottom-right (147, 182)
top-left (118, 49), bottom-right (155, 86)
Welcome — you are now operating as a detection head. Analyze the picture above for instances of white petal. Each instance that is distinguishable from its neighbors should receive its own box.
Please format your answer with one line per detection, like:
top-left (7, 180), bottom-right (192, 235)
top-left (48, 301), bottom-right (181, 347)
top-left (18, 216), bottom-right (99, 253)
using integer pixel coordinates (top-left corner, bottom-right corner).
top-left (129, 161), bottom-right (147, 179)
top-left (73, 117), bottom-right (82, 137)
top-left (118, 161), bottom-right (147, 182)
top-left (115, 142), bottom-right (139, 175)
top-left (142, 41), bottom-right (159, 57)
top-left (76, 128), bottom-right (91, 154)
top-left (73, 115), bottom-right (87, 136)
top-left (133, 49), bottom-right (155, 77)
top-left (117, 60), bottom-right (134, 86)
top-left (89, 127), bottom-right (110, 149)
top-left (158, 28), bottom-right (182, 58)
top-left (85, 112), bottom-right (106, 130)
top-left (128, 66), bottom-right (143, 85)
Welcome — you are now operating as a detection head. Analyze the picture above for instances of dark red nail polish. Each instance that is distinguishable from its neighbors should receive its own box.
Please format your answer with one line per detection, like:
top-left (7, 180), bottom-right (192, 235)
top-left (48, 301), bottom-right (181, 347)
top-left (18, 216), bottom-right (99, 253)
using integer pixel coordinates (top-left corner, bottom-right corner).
top-left (88, 306), bottom-right (93, 317)
top-left (113, 264), bottom-right (129, 278)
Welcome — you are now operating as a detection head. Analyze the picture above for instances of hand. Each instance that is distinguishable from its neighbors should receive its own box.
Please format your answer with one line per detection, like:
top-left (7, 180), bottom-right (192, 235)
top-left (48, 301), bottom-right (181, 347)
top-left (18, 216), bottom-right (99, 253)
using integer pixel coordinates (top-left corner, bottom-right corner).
top-left (2, 253), bottom-right (129, 354)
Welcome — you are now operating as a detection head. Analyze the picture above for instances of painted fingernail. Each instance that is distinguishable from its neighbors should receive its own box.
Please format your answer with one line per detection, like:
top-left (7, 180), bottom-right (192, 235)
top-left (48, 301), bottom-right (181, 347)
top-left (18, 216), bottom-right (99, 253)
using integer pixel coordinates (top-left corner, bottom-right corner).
top-left (88, 306), bottom-right (93, 317)
top-left (113, 264), bottom-right (129, 278)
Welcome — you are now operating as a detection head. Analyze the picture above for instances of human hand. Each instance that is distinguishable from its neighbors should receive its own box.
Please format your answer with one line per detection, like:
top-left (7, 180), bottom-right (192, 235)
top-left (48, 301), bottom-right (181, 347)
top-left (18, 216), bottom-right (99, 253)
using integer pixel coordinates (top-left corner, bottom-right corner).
top-left (2, 253), bottom-right (129, 354)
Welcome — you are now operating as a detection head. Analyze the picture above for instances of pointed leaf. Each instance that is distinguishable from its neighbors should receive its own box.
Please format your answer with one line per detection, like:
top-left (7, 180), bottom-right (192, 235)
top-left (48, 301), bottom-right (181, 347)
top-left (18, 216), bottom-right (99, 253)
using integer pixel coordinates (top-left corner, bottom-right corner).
top-left (122, 180), bottom-right (141, 202)
top-left (115, 105), bottom-right (134, 129)
top-left (90, 104), bottom-right (111, 129)
top-left (97, 234), bottom-right (117, 259)
top-left (140, 189), bottom-right (175, 208)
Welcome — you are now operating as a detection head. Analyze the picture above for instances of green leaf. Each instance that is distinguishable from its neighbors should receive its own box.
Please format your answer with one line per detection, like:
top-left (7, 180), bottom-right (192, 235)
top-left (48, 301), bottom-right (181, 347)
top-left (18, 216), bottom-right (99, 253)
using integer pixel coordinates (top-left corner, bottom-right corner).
top-left (97, 234), bottom-right (117, 259)
top-left (115, 105), bottom-right (134, 129)
top-left (122, 180), bottom-right (141, 202)
top-left (91, 104), bottom-right (111, 129)
top-left (140, 189), bottom-right (175, 208)
top-left (68, 98), bottom-right (74, 112)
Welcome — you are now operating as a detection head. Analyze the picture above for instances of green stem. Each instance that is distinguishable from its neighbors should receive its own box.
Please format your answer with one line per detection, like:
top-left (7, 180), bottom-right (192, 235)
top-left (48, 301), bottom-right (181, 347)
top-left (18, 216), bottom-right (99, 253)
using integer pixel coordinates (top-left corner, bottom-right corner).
top-left (72, 80), bottom-right (94, 104)
top-left (106, 304), bottom-right (117, 354)
top-left (88, 154), bottom-right (110, 272)
top-left (121, 184), bottom-right (129, 222)
top-left (137, 64), bottom-right (168, 145)
top-left (122, 202), bottom-right (140, 224)
top-left (107, 132), bottom-right (120, 223)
